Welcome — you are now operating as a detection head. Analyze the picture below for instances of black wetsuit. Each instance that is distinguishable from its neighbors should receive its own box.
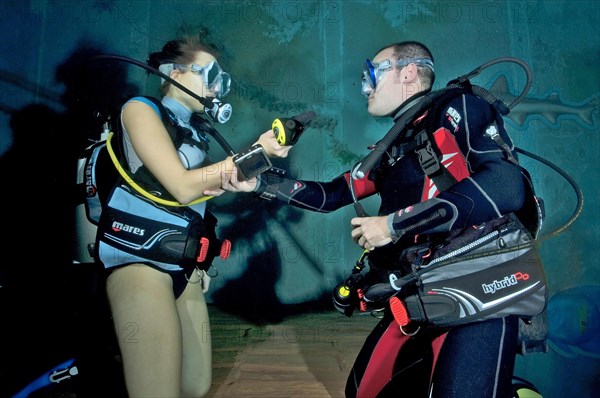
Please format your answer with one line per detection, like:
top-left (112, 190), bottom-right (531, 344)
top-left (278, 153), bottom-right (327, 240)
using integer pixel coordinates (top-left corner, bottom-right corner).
top-left (256, 90), bottom-right (527, 397)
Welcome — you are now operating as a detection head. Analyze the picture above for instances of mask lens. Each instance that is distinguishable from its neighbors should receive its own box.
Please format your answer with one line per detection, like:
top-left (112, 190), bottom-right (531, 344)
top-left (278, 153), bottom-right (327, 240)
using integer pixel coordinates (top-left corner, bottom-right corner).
top-left (361, 76), bottom-right (372, 97)
top-left (217, 72), bottom-right (231, 97)
top-left (190, 61), bottom-right (231, 98)
top-left (206, 62), bottom-right (230, 98)
top-left (360, 59), bottom-right (394, 97)
top-left (364, 59), bottom-right (377, 88)
top-left (361, 59), bottom-right (378, 97)
top-left (205, 62), bottom-right (220, 86)
top-left (209, 73), bottom-right (231, 98)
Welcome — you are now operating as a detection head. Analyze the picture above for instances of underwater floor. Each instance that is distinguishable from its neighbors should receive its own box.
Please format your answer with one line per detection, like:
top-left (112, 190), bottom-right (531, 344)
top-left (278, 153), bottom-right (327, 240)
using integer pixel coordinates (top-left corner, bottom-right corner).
top-left (8, 300), bottom-right (598, 398)
top-left (207, 306), bottom-right (372, 397)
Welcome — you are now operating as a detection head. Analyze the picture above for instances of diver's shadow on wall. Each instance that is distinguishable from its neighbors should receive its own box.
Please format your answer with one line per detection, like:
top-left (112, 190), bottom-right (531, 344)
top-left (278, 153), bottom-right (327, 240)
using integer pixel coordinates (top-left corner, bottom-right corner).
top-left (214, 244), bottom-right (286, 324)
top-left (211, 194), bottom-right (327, 324)
top-left (0, 41), bottom-right (136, 398)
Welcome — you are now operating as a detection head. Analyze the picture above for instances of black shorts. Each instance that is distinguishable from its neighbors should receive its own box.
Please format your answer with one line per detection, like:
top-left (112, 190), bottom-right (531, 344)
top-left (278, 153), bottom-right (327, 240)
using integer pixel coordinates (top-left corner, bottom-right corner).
top-left (167, 266), bottom-right (196, 299)
top-left (106, 264), bottom-right (196, 299)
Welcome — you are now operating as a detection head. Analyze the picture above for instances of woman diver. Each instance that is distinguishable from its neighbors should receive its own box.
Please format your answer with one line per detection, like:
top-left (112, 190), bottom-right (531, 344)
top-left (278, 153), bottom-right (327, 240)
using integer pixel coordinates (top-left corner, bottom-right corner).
top-left (97, 35), bottom-right (289, 397)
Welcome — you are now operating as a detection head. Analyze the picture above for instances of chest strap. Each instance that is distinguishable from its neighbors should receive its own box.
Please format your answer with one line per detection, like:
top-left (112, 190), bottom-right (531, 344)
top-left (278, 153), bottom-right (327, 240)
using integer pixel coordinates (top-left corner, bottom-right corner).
top-left (390, 130), bottom-right (459, 194)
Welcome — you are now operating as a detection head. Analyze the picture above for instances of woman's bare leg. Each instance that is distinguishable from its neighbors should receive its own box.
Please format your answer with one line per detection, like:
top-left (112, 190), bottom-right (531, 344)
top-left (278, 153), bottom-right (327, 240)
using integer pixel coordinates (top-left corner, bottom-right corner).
top-left (107, 264), bottom-right (183, 397)
top-left (177, 269), bottom-right (212, 397)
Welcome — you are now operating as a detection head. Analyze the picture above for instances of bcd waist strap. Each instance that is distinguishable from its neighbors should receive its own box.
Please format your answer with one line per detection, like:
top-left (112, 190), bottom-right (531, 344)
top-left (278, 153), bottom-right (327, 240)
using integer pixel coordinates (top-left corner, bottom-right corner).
top-left (362, 214), bottom-right (547, 328)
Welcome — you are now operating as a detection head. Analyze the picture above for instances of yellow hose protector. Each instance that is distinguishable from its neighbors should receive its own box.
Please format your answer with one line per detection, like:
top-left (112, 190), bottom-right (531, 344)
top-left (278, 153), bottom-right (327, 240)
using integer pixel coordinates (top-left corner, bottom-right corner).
top-left (105, 132), bottom-right (213, 206)
top-left (515, 387), bottom-right (542, 398)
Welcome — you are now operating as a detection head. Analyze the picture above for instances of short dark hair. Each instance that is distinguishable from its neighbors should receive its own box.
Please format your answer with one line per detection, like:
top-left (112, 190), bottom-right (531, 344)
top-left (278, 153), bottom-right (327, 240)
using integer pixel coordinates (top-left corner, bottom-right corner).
top-left (379, 41), bottom-right (435, 88)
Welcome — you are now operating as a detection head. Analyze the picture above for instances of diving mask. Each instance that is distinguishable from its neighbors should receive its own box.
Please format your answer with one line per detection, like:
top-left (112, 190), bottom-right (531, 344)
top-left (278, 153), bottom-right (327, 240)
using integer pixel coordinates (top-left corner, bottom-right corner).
top-left (159, 61), bottom-right (231, 98)
top-left (361, 59), bottom-right (393, 97)
top-left (361, 57), bottom-right (435, 97)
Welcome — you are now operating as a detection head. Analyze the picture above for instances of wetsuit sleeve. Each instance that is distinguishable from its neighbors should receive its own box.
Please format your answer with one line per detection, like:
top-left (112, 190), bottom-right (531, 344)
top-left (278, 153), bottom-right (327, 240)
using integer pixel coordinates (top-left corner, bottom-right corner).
top-left (254, 170), bottom-right (377, 213)
top-left (387, 94), bottom-right (527, 243)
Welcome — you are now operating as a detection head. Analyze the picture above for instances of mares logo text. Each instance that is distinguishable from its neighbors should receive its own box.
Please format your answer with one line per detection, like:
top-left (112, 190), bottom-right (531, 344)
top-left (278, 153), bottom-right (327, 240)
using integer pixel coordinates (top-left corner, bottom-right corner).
top-left (112, 221), bottom-right (145, 236)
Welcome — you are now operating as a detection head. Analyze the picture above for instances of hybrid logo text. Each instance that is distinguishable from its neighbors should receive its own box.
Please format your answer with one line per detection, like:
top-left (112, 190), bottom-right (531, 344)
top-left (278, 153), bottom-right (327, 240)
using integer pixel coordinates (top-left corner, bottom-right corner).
top-left (482, 272), bottom-right (529, 294)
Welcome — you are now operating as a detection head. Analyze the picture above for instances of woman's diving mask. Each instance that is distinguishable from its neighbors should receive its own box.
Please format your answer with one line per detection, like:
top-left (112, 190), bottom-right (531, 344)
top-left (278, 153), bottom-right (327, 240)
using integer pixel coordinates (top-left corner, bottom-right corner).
top-left (159, 61), bottom-right (233, 123)
top-left (160, 61), bottom-right (231, 98)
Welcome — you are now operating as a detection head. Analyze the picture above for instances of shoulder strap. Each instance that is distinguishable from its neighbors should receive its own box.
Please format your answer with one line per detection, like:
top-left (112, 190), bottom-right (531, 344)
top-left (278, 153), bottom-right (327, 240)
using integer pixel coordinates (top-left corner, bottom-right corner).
top-left (413, 130), bottom-right (458, 193)
top-left (352, 88), bottom-right (467, 217)
top-left (143, 96), bottom-right (210, 152)
top-left (139, 96), bottom-right (183, 145)
top-left (418, 90), bottom-right (544, 237)
top-left (107, 96), bottom-right (213, 207)
top-left (402, 88), bottom-right (471, 193)
top-left (417, 86), bottom-right (519, 194)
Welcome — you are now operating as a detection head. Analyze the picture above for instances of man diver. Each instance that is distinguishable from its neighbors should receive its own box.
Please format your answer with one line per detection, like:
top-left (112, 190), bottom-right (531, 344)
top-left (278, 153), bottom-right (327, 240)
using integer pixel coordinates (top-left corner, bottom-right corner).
top-left (223, 41), bottom-right (532, 397)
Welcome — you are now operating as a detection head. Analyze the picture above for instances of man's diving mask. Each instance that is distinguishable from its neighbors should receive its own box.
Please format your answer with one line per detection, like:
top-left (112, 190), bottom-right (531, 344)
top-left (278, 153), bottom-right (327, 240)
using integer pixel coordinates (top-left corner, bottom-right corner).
top-left (361, 57), bottom-right (435, 97)
top-left (159, 61), bottom-right (231, 98)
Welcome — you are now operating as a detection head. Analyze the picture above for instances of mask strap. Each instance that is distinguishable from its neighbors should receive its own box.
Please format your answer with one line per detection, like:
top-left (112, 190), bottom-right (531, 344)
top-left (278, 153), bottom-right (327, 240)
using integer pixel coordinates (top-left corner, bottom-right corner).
top-left (158, 64), bottom-right (175, 84)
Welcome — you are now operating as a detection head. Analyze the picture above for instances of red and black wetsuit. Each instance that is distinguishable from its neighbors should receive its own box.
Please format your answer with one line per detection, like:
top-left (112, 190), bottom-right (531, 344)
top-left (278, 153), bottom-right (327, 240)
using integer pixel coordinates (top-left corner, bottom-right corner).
top-left (256, 90), bottom-right (528, 397)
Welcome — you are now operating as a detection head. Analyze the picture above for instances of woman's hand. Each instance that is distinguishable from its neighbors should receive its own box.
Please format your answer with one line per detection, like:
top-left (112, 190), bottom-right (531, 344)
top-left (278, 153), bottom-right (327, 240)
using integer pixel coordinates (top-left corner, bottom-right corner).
top-left (220, 167), bottom-right (258, 193)
top-left (203, 188), bottom-right (225, 197)
top-left (257, 130), bottom-right (292, 158)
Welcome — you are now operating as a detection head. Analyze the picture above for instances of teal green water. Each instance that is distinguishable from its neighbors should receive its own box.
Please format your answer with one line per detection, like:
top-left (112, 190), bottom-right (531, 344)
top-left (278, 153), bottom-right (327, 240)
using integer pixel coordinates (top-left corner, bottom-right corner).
top-left (1, 1), bottom-right (598, 397)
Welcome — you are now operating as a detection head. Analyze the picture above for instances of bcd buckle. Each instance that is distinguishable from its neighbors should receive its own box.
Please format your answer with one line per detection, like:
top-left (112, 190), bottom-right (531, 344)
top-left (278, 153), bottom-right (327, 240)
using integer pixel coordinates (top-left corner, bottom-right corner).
top-left (416, 142), bottom-right (440, 175)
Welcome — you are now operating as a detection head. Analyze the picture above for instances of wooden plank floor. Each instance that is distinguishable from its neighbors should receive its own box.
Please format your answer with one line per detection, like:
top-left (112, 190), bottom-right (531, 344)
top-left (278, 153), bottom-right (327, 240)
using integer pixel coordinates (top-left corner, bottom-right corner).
top-left (206, 305), bottom-right (378, 398)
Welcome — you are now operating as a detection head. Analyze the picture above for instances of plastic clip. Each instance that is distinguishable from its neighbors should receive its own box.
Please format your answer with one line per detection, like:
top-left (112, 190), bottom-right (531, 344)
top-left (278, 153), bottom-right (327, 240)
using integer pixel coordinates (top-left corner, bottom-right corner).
top-left (416, 143), bottom-right (440, 175)
top-left (196, 237), bottom-right (209, 262)
top-left (390, 297), bottom-right (420, 336)
top-left (357, 288), bottom-right (367, 312)
top-left (49, 364), bottom-right (79, 383)
top-left (220, 239), bottom-right (232, 260)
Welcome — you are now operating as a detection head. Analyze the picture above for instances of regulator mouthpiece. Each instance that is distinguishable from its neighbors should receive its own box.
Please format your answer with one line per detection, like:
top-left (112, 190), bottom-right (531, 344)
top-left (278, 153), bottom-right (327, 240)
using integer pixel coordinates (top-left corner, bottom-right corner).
top-left (204, 97), bottom-right (232, 124)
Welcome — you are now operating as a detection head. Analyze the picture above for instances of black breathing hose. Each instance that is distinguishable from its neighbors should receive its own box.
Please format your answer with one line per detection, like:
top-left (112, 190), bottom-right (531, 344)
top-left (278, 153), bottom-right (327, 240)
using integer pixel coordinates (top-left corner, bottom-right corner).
top-left (92, 54), bottom-right (215, 109)
top-left (448, 56), bottom-right (533, 110)
top-left (515, 147), bottom-right (584, 239)
top-left (91, 54), bottom-right (235, 155)
top-left (354, 57), bottom-right (533, 179)
top-left (353, 84), bottom-right (463, 179)
top-left (351, 57), bottom-right (583, 237)
top-left (94, 54), bottom-right (583, 238)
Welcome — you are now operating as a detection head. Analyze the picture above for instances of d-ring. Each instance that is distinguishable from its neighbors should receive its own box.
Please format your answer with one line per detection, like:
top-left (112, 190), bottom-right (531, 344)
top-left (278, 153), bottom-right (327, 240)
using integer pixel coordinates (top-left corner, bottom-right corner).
top-left (185, 267), bottom-right (204, 284)
top-left (400, 324), bottom-right (420, 336)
